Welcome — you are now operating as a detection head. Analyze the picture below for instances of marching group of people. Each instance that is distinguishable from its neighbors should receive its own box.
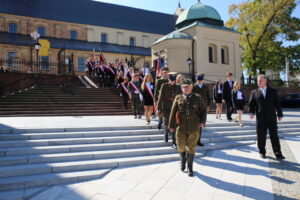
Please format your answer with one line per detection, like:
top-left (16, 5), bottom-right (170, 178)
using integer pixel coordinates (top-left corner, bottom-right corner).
top-left (86, 55), bottom-right (286, 177)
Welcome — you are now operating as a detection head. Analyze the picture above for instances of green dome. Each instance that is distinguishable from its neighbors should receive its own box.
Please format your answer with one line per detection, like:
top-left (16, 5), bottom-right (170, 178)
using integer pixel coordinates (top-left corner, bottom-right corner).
top-left (153, 31), bottom-right (193, 45)
top-left (176, 2), bottom-right (222, 27)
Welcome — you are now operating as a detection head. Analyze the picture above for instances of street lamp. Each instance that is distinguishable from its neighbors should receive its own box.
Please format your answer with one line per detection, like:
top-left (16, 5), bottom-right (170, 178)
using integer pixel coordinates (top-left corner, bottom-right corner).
top-left (34, 41), bottom-right (41, 74)
top-left (187, 57), bottom-right (192, 79)
top-left (30, 31), bottom-right (40, 73)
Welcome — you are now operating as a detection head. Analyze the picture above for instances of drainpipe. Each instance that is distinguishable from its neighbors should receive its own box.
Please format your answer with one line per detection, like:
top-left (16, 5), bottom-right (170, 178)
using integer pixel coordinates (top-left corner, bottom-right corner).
top-left (191, 39), bottom-right (195, 82)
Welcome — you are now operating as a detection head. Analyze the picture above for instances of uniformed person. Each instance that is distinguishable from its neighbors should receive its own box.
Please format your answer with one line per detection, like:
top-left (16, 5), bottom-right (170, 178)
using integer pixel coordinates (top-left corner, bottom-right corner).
top-left (157, 74), bottom-right (182, 148)
top-left (154, 67), bottom-right (169, 129)
top-left (169, 79), bottom-right (207, 177)
top-left (128, 74), bottom-right (142, 119)
top-left (192, 73), bottom-right (211, 146)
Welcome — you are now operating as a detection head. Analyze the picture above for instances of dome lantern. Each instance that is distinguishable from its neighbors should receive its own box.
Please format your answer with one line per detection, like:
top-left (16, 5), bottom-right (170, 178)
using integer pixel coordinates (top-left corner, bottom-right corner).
top-left (175, 2), bottom-right (224, 29)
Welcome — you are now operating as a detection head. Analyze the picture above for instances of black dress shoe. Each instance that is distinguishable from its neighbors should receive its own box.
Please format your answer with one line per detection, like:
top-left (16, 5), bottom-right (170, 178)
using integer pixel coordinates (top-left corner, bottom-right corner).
top-left (275, 154), bottom-right (285, 160)
top-left (259, 153), bottom-right (266, 159)
top-left (197, 142), bottom-right (204, 147)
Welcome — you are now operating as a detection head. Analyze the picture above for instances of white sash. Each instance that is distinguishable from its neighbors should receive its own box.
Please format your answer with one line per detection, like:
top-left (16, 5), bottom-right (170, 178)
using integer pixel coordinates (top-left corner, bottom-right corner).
top-left (144, 83), bottom-right (154, 99)
top-left (120, 83), bottom-right (131, 100)
top-left (129, 82), bottom-right (143, 101)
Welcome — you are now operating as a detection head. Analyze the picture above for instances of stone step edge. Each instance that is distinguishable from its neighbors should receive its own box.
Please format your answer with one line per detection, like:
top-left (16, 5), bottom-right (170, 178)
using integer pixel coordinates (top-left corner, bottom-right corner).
top-left (1, 131), bottom-right (299, 150)
top-left (1, 126), bottom-right (299, 142)
top-left (0, 120), bottom-right (299, 134)
top-left (0, 140), bottom-right (255, 192)
top-left (0, 141), bottom-right (254, 179)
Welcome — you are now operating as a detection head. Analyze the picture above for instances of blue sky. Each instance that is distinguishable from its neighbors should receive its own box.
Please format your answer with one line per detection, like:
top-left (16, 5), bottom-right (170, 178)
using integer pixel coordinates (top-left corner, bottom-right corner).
top-left (94, 0), bottom-right (300, 23)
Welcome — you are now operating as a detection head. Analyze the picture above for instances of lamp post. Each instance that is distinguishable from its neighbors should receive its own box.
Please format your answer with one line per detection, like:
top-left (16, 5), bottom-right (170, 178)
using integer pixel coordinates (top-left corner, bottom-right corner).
top-left (34, 41), bottom-right (41, 73)
top-left (187, 57), bottom-right (192, 79)
top-left (30, 31), bottom-right (41, 74)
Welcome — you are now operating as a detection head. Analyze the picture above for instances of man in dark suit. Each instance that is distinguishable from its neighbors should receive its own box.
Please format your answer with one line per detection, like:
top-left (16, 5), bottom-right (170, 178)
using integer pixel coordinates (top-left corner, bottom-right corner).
top-left (248, 75), bottom-right (285, 160)
top-left (222, 72), bottom-right (234, 121)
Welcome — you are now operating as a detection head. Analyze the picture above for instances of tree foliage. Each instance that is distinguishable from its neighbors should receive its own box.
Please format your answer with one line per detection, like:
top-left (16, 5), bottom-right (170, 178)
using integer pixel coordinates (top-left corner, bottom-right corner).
top-left (226, 0), bottom-right (300, 78)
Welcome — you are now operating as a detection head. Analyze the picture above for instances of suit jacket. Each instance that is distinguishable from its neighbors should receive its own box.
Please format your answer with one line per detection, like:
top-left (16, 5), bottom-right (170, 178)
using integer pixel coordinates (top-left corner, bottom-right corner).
top-left (213, 84), bottom-right (223, 101)
top-left (222, 80), bottom-right (234, 101)
top-left (231, 89), bottom-right (246, 109)
top-left (192, 83), bottom-right (211, 107)
top-left (248, 87), bottom-right (283, 123)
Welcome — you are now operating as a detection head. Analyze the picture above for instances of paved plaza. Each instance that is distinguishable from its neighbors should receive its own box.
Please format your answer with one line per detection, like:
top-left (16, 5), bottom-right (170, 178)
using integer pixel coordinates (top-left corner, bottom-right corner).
top-left (0, 109), bottom-right (299, 200)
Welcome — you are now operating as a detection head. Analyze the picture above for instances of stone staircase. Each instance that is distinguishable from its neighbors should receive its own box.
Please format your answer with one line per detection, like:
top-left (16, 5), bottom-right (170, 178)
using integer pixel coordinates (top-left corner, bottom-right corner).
top-left (0, 85), bottom-right (132, 116)
top-left (0, 121), bottom-right (299, 199)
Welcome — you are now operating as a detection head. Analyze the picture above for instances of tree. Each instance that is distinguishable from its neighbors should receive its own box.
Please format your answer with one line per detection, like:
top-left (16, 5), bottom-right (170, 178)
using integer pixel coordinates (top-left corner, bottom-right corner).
top-left (226, 0), bottom-right (300, 81)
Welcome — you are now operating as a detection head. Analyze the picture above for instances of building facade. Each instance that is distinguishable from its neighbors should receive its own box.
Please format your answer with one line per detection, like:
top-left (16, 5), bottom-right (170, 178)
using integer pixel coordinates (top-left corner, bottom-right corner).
top-left (151, 2), bottom-right (242, 82)
top-left (0, 0), bottom-right (176, 75)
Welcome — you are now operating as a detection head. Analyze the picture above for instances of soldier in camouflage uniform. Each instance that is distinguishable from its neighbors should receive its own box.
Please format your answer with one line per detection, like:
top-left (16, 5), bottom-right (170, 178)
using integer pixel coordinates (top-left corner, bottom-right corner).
top-left (169, 79), bottom-right (207, 177)
top-left (192, 73), bottom-right (211, 146)
top-left (154, 67), bottom-right (169, 129)
top-left (128, 74), bottom-right (142, 119)
top-left (157, 74), bottom-right (182, 148)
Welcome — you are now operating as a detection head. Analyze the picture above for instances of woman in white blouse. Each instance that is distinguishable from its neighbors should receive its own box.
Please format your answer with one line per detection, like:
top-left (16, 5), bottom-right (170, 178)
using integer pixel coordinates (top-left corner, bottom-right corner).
top-left (213, 80), bottom-right (223, 119)
top-left (141, 73), bottom-right (154, 125)
top-left (231, 81), bottom-right (246, 127)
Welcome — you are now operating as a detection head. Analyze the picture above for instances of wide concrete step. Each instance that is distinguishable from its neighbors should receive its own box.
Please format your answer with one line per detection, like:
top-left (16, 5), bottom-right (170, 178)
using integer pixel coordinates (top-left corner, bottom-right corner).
top-left (0, 125), bottom-right (296, 141)
top-left (0, 125), bottom-right (157, 134)
top-left (0, 168), bottom-right (111, 192)
top-left (0, 134), bottom-right (165, 148)
top-left (0, 129), bottom-right (163, 140)
top-left (0, 140), bottom-right (253, 180)
top-left (0, 110), bottom-right (131, 115)
top-left (0, 107), bottom-right (129, 111)
top-left (0, 146), bottom-right (177, 167)
top-left (1, 127), bottom-right (300, 149)
top-left (204, 122), bottom-right (299, 131)
top-left (0, 103), bottom-right (127, 108)
top-left (0, 112), bottom-right (132, 117)
top-left (0, 140), bottom-right (170, 156)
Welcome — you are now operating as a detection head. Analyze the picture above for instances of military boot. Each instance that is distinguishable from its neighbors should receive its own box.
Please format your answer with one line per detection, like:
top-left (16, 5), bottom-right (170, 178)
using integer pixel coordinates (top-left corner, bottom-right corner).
top-left (157, 117), bottom-right (163, 130)
top-left (179, 152), bottom-right (186, 171)
top-left (164, 131), bottom-right (169, 143)
top-left (171, 132), bottom-right (177, 149)
top-left (187, 153), bottom-right (194, 177)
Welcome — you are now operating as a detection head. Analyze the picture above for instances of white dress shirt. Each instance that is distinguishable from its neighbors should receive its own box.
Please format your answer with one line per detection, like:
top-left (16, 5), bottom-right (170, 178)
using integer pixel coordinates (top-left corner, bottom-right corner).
top-left (237, 90), bottom-right (243, 100)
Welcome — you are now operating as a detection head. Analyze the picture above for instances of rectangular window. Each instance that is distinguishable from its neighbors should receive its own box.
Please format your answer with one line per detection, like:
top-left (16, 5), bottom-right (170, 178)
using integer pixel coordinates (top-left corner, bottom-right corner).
top-left (209, 47), bottom-right (213, 63)
top-left (7, 52), bottom-right (15, 68)
top-left (77, 57), bottom-right (85, 72)
top-left (129, 37), bottom-right (135, 46)
top-left (101, 33), bottom-right (107, 43)
top-left (221, 48), bottom-right (225, 64)
top-left (69, 30), bottom-right (77, 40)
top-left (38, 26), bottom-right (45, 36)
top-left (40, 56), bottom-right (49, 70)
top-left (8, 23), bottom-right (17, 33)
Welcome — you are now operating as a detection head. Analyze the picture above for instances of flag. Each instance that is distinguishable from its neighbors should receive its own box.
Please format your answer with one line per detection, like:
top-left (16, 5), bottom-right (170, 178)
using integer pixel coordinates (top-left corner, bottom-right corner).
top-left (156, 56), bottom-right (163, 78)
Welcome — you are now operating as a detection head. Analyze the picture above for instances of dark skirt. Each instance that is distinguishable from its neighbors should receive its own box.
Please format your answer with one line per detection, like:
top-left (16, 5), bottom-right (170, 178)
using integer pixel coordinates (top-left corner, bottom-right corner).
top-left (235, 99), bottom-right (245, 110)
top-left (142, 91), bottom-right (154, 106)
top-left (143, 96), bottom-right (154, 106)
top-left (215, 93), bottom-right (223, 104)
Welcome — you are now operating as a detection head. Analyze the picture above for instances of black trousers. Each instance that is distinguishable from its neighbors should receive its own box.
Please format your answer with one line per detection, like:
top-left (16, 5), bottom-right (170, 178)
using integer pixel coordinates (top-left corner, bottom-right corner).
top-left (225, 100), bottom-right (233, 120)
top-left (256, 120), bottom-right (281, 155)
top-left (122, 96), bottom-right (128, 109)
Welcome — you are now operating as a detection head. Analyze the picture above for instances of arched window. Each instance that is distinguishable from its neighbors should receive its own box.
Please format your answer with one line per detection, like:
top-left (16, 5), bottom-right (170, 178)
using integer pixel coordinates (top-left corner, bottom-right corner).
top-left (209, 44), bottom-right (217, 63)
top-left (8, 23), bottom-right (17, 33)
top-left (37, 26), bottom-right (46, 36)
top-left (221, 46), bottom-right (229, 64)
top-left (69, 30), bottom-right (77, 40)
